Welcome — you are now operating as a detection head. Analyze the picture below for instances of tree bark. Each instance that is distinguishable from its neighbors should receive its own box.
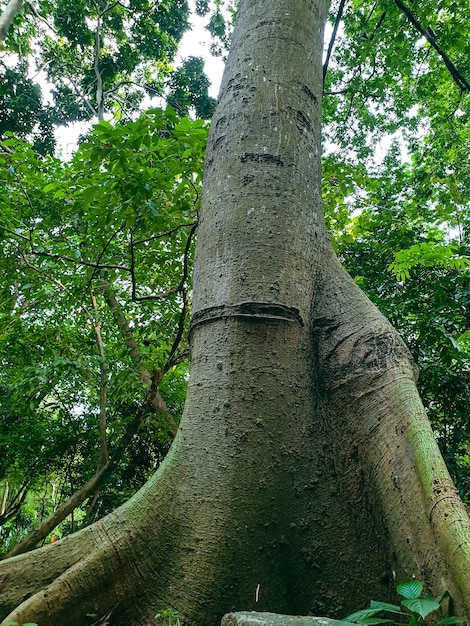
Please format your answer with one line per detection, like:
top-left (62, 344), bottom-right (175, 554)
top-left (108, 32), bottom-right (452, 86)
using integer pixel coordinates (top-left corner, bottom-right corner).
top-left (1, 1), bottom-right (469, 625)
top-left (0, 0), bottom-right (24, 42)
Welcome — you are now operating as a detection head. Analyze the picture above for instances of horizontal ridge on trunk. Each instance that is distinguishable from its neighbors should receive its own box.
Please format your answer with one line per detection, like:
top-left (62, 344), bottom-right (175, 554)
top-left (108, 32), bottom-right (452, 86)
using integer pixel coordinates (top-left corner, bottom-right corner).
top-left (190, 302), bottom-right (304, 330)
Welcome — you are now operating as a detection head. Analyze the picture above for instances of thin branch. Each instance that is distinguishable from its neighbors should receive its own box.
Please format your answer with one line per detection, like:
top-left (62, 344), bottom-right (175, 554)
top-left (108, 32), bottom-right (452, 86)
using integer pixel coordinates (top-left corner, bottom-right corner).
top-left (79, 489), bottom-right (101, 528)
top-left (0, 141), bottom-right (14, 154)
top-left (164, 221), bottom-right (198, 370)
top-left (367, 11), bottom-right (386, 41)
top-left (104, 79), bottom-right (187, 115)
top-left (2, 226), bottom-right (131, 272)
top-left (86, 222), bottom-right (129, 287)
top-left (0, 483), bottom-right (28, 525)
top-left (323, 0), bottom-right (347, 84)
top-left (17, 247), bottom-right (94, 321)
top-left (133, 220), bottom-right (197, 246)
top-left (100, 0), bottom-right (122, 18)
top-left (392, 0), bottom-right (470, 92)
top-left (60, 72), bottom-right (98, 119)
top-left (99, 276), bottom-right (178, 434)
top-left (129, 224), bottom-right (185, 302)
top-left (364, 0), bottom-right (379, 25)
top-left (324, 88), bottom-right (349, 95)
top-left (91, 290), bottom-right (108, 468)
top-left (131, 218), bottom-right (198, 302)
top-left (129, 225), bottom-right (138, 301)
top-left (93, 8), bottom-right (104, 121)
top-left (0, 481), bottom-right (8, 517)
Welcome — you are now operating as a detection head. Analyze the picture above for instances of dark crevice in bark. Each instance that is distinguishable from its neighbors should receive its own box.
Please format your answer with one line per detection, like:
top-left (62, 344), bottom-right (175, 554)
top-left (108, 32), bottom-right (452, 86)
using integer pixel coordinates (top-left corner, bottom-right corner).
top-left (240, 153), bottom-right (285, 166)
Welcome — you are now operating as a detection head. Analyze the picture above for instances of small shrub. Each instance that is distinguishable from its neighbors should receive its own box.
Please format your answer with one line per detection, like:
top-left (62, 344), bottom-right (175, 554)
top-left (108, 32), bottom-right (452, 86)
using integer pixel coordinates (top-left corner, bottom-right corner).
top-left (343, 580), bottom-right (465, 625)
top-left (155, 608), bottom-right (182, 626)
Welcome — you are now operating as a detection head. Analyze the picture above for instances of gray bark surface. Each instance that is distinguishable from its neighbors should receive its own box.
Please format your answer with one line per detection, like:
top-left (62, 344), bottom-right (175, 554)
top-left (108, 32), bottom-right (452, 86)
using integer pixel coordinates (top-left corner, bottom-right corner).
top-left (0, 0), bottom-right (24, 42)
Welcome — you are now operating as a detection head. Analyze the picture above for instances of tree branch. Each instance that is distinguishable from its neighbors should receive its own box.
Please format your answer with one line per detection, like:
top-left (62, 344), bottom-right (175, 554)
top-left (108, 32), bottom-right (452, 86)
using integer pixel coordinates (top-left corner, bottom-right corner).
top-left (392, 0), bottom-right (470, 92)
top-left (99, 277), bottom-right (178, 435)
top-left (366, 11), bottom-right (386, 41)
top-left (93, 9), bottom-right (104, 121)
top-left (164, 222), bottom-right (198, 371)
top-left (0, 141), bottom-right (14, 154)
top-left (0, 483), bottom-right (28, 525)
top-left (16, 248), bottom-right (94, 321)
top-left (323, 0), bottom-right (347, 84)
top-left (0, 0), bottom-right (24, 42)
top-left (2, 226), bottom-right (131, 273)
top-left (133, 220), bottom-right (197, 246)
top-left (91, 291), bottom-right (108, 468)
top-left (130, 221), bottom-right (198, 302)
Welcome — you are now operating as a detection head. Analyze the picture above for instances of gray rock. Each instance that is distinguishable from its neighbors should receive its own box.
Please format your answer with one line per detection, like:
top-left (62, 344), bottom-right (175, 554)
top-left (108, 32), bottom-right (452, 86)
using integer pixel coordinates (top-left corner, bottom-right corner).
top-left (221, 612), bottom-right (351, 626)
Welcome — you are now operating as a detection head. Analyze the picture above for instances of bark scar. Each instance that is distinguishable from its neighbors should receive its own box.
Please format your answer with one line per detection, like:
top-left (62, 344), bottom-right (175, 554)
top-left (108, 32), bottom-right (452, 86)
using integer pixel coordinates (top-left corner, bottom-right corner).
top-left (190, 302), bottom-right (303, 331)
top-left (241, 152), bottom-right (284, 166)
top-left (302, 84), bottom-right (317, 102)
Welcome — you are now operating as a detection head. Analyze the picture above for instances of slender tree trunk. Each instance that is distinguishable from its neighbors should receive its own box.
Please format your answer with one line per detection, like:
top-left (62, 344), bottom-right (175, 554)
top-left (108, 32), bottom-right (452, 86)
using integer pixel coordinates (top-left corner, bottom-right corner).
top-left (4, 464), bottom-right (111, 558)
top-left (0, 0), bottom-right (23, 42)
top-left (100, 277), bottom-right (177, 432)
top-left (3, 279), bottom-right (178, 558)
top-left (1, 1), bottom-right (469, 625)
top-left (0, 482), bottom-right (28, 526)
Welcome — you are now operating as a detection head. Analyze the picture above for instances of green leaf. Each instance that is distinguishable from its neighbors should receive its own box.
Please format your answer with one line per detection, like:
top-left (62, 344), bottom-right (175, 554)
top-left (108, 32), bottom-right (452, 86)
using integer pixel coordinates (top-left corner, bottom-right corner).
top-left (343, 608), bottom-right (393, 624)
top-left (370, 601), bottom-right (401, 613)
top-left (397, 580), bottom-right (423, 599)
top-left (438, 618), bottom-right (466, 625)
top-left (344, 616), bottom-right (392, 625)
top-left (401, 597), bottom-right (440, 619)
top-left (80, 186), bottom-right (98, 210)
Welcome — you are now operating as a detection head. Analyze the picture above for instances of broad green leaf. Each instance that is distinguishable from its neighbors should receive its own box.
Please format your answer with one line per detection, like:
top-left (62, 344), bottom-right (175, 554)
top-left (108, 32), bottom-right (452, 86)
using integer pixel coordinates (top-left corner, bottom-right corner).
top-left (344, 616), bottom-right (392, 625)
top-left (343, 608), bottom-right (392, 624)
top-left (370, 601), bottom-right (401, 613)
top-left (397, 580), bottom-right (423, 599)
top-left (401, 597), bottom-right (440, 618)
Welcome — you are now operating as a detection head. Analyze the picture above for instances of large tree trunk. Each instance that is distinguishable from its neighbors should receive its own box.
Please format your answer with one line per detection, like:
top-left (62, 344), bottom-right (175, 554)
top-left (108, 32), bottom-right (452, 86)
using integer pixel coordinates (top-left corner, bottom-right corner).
top-left (1, 1), bottom-right (469, 625)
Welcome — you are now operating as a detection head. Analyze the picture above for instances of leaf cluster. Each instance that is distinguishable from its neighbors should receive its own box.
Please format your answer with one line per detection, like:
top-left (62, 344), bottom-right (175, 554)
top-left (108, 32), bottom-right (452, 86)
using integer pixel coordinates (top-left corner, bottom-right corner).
top-left (0, 107), bottom-right (207, 547)
top-left (0, 0), bottom-right (215, 152)
top-left (344, 580), bottom-right (464, 625)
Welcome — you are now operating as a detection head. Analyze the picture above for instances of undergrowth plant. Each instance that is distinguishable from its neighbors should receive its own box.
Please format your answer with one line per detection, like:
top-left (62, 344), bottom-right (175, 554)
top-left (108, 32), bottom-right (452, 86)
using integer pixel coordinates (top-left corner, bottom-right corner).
top-left (344, 581), bottom-right (465, 625)
top-left (155, 608), bottom-right (182, 626)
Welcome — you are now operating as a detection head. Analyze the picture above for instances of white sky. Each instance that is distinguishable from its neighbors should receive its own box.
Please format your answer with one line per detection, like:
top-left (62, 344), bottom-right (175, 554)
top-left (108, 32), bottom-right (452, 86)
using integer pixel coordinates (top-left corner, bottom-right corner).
top-left (56, 1), bottom-right (226, 157)
top-left (178, 4), bottom-right (225, 99)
